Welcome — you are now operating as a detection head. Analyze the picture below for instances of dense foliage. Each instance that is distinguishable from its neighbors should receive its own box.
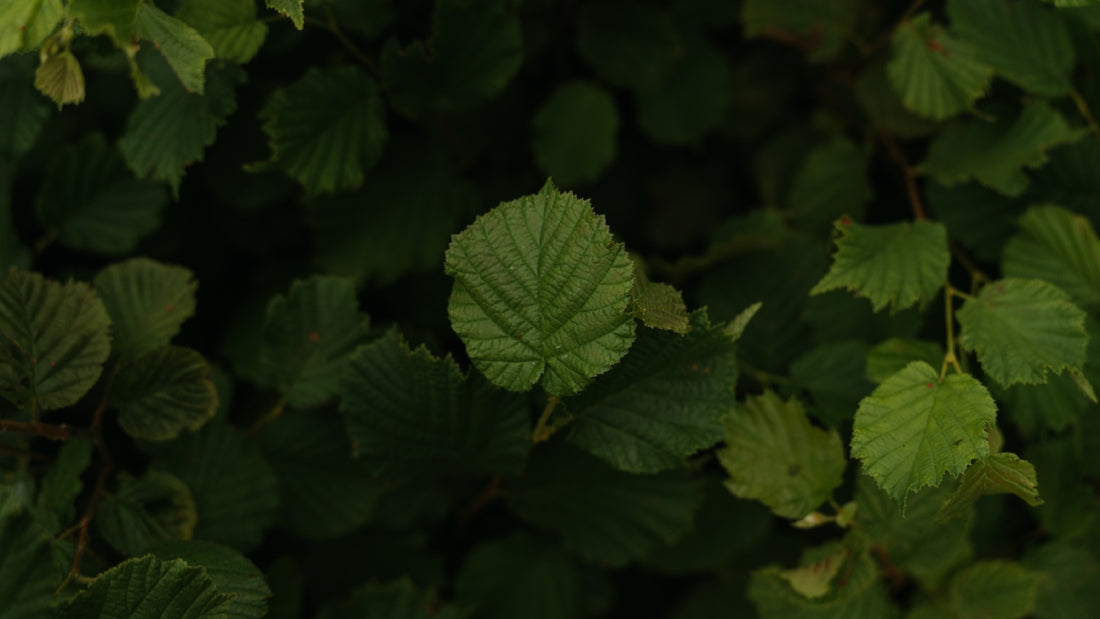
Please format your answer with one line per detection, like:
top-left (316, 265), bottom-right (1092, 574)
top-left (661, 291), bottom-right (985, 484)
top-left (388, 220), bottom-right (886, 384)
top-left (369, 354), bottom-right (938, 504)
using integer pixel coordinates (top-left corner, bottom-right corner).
top-left (2, 0), bottom-right (1100, 616)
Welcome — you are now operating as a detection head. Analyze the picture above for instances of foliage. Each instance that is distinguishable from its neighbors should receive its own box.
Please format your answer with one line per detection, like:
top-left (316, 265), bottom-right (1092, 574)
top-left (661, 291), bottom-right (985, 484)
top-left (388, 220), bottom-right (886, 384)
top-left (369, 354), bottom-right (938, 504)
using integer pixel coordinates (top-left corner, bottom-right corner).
top-left (1, 0), bottom-right (1100, 616)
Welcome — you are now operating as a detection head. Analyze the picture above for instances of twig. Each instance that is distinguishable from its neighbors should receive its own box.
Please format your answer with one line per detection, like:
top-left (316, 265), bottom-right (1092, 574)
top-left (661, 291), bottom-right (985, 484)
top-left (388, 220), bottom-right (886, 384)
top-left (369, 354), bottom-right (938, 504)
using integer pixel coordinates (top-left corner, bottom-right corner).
top-left (880, 132), bottom-right (927, 220)
top-left (870, 543), bottom-right (906, 591)
top-left (0, 419), bottom-right (93, 441)
top-left (457, 476), bottom-right (503, 527)
top-left (532, 396), bottom-right (561, 443)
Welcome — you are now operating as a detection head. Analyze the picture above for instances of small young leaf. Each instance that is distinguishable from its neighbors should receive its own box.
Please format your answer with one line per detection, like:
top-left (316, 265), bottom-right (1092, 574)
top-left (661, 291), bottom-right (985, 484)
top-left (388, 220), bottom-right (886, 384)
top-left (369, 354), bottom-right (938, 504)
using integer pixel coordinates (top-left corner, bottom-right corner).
top-left (629, 263), bottom-right (690, 335)
top-left (62, 554), bottom-right (234, 618)
top-left (947, 560), bottom-right (1047, 619)
top-left (936, 452), bottom-right (1043, 523)
top-left (133, 3), bottom-right (214, 94)
top-left (97, 471), bottom-right (197, 556)
top-left (94, 258), bottom-right (198, 360)
top-left (111, 346), bottom-right (218, 442)
top-left (445, 180), bottom-right (636, 396)
top-left (147, 540), bottom-right (271, 619)
top-left (1002, 205), bottom-right (1100, 311)
top-left (0, 270), bottom-right (111, 413)
top-left (33, 50), bottom-right (84, 108)
top-left (887, 13), bottom-right (993, 120)
top-left (851, 361), bottom-right (997, 503)
top-left (265, 0), bottom-right (304, 30)
top-left (810, 218), bottom-right (949, 313)
top-left (532, 82), bottom-right (618, 186)
top-left (957, 278), bottom-right (1088, 387)
top-left (178, 0), bottom-right (268, 64)
top-left (719, 391), bottom-right (845, 519)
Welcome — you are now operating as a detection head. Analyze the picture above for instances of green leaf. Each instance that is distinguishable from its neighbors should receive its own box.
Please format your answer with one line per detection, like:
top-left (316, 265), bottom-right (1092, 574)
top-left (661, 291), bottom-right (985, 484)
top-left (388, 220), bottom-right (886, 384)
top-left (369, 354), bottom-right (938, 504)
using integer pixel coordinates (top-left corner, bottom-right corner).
top-left (865, 338), bottom-right (944, 384)
top-left (1024, 543), bottom-right (1100, 619)
top-left (810, 218), bottom-right (949, 312)
top-left (380, 0), bottom-right (523, 118)
top-left (948, 0), bottom-right (1075, 96)
top-left (445, 181), bottom-right (636, 396)
top-left (936, 452), bottom-right (1043, 522)
top-left (947, 560), bottom-right (1047, 619)
top-left (62, 554), bottom-right (234, 618)
top-left (742, 0), bottom-right (858, 63)
top-left (0, 512), bottom-right (65, 619)
top-left (718, 391), bottom-right (846, 519)
top-left (35, 135), bottom-right (167, 254)
top-left (455, 533), bottom-right (606, 619)
top-left (635, 34), bottom-right (732, 145)
top-left (1003, 205), bottom-right (1100, 311)
top-left (790, 340), bottom-right (874, 426)
top-left (532, 82), bottom-right (618, 186)
top-left (148, 540), bottom-right (271, 619)
top-left (887, 13), bottom-right (993, 120)
top-left (34, 438), bottom-right (93, 533)
top-left (919, 102), bottom-right (1086, 197)
top-left (256, 66), bottom-right (387, 194)
top-left (564, 311), bottom-right (735, 473)
top-left (259, 275), bottom-right (371, 408)
top-left (0, 55), bottom-right (51, 160)
top-left (851, 361), bottom-right (997, 502)
top-left (94, 258), bottom-right (198, 360)
top-left (0, 0), bottom-right (63, 57)
top-left (786, 139), bottom-right (871, 233)
top-left (178, 0), bottom-right (267, 63)
top-left (629, 271), bottom-right (690, 334)
top-left (34, 49), bottom-right (85, 108)
top-left (152, 417), bottom-right (280, 552)
top-left (926, 180), bottom-right (1023, 262)
top-left (0, 270), bottom-right (111, 413)
top-left (258, 411), bottom-right (385, 540)
top-left (317, 579), bottom-right (462, 619)
top-left (119, 53), bottom-right (244, 194)
top-left (777, 546), bottom-right (847, 599)
top-left (339, 330), bottom-right (530, 478)
top-left (576, 3), bottom-right (680, 91)
top-left (855, 59), bottom-right (940, 138)
top-left (508, 443), bottom-right (702, 566)
top-left (133, 3), bottom-right (214, 94)
top-left (97, 471), bottom-right (197, 555)
top-left (957, 278), bottom-right (1089, 386)
top-left (111, 346), bottom-right (218, 441)
top-left (265, 0), bottom-right (303, 29)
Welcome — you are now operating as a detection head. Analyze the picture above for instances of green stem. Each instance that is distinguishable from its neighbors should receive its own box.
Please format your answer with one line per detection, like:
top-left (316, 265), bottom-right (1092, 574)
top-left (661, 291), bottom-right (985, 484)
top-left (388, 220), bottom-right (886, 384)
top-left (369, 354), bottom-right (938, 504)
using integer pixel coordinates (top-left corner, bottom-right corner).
top-left (532, 396), bottom-right (561, 443)
top-left (941, 284), bottom-right (964, 379)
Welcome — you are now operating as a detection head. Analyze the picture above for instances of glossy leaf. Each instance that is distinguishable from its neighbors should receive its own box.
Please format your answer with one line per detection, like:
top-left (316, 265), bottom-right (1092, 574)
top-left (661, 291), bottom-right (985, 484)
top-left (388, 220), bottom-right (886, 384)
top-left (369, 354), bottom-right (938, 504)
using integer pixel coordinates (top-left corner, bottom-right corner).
top-left (97, 471), bottom-right (197, 556)
top-left (111, 346), bottom-right (218, 441)
top-left (62, 554), bottom-right (234, 618)
top-left (148, 540), bottom-right (271, 619)
top-left (719, 391), bottom-right (845, 519)
top-left (532, 82), bottom-right (618, 186)
top-left (936, 452), bottom-right (1043, 522)
top-left (1002, 204), bottom-right (1100, 311)
top-left (888, 13), bottom-right (992, 120)
top-left (94, 258), bottom-right (198, 360)
top-left (178, 0), bottom-right (267, 63)
top-left (851, 362), bottom-right (997, 502)
top-left (445, 180), bottom-right (636, 396)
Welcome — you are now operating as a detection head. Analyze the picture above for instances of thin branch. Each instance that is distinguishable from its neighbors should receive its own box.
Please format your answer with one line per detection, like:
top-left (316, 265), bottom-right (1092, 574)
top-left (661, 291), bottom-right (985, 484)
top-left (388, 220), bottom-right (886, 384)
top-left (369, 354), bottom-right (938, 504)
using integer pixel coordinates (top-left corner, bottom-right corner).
top-left (870, 543), bottom-right (907, 591)
top-left (949, 243), bottom-right (990, 290)
top-left (880, 132), bottom-right (927, 220)
top-left (0, 419), bottom-right (93, 441)
top-left (457, 476), bottom-right (503, 527)
top-left (1069, 88), bottom-right (1100, 144)
top-left (532, 396), bottom-right (561, 443)
top-left (941, 283), bottom-right (964, 379)
top-left (56, 453), bottom-right (111, 593)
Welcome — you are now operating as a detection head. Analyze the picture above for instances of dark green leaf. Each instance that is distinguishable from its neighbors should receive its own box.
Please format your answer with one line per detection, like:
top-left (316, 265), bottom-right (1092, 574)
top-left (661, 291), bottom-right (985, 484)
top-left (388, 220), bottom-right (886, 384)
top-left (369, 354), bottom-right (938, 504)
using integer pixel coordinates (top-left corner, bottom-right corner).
top-left (94, 258), bottom-right (198, 360)
top-left (636, 35), bottom-right (732, 145)
top-left (575, 2), bottom-right (679, 91)
top-left (1002, 204), bottom-right (1100, 311)
top-left (97, 471), bottom-right (197, 555)
top-left (0, 512), bottom-right (65, 619)
top-left (742, 0), bottom-right (858, 63)
top-left (111, 346), bottom-right (218, 441)
top-left (317, 579), bottom-right (462, 619)
top-left (178, 0), bottom-right (267, 63)
top-left (148, 540), bottom-right (271, 619)
top-left (62, 554), bottom-right (234, 618)
top-left (887, 13), bottom-right (992, 119)
top-left (532, 82), bottom-right (618, 186)
top-left (936, 452), bottom-right (1043, 522)
top-left (947, 560), bottom-right (1047, 619)
top-left (0, 55), bottom-right (51, 160)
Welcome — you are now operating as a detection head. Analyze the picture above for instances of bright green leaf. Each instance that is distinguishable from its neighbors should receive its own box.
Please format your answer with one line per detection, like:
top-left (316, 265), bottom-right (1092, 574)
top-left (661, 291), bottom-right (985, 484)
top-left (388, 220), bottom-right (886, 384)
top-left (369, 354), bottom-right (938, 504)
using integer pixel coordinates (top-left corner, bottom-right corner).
top-left (508, 443), bottom-right (702, 566)
top-left (97, 471), bottom-right (197, 556)
top-left (148, 540), bottom-right (271, 619)
top-left (265, 0), bottom-right (303, 29)
top-left (119, 53), bottom-right (244, 194)
top-left (62, 554), bottom-right (234, 618)
top-left (786, 139), bottom-right (871, 232)
top-left (259, 275), bottom-right (371, 408)
top-left (919, 102), bottom-right (1086, 197)
top-left (35, 135), bottom-right (167, 254)
top-left (936, 452), bottom-right (1043, 523)
top-left (636, 35), bottom-right (732, 145)
top-left (380, 0), bottom-right (523, 118)
top-left (851, 361), bottom-right (997, 502)
top-left (317, 579), bottom-right (461, 619)
top-left (1003, 205), bottom-right (1100, 311)
top-left (532, 82), bottom-right (618, 186)
top-left (445, 180), bottom-right (636, 395)
top-left (719, 391), bottom-right (845, 519)
top-left (0, 0), bottom-right (63, 57)
top-left (742, 0), bottom-right (858, 63)
top-left (94, 258), bottom-right (198, 360)
top-left (0, 55), bottom-right (51, 161)
top-left (68, 0), bottom-right (140, 40)
top-left (256, 66), bottom-right (387, 194)
top-left (0, 512), bottom-right (65, 619)
top-left (948, 0), bottom-right (1075, 96)
top-left (565, 311), bottom-right (735, 473)
top-left (865, 338), bottom-right (944, 384)
top-left (887, 13), bottom-right (993, 120)
top-left (810, 218), bottom-right (949, 313)
top-left (576, 3), bottom-right (679, 91)
top-left (133, 3), bottom-right (214, 94)
top-left (339, 330), bottom-right (530, 478)
top-left (957, 278), bottom-right (1088, 386)
top-left (0, 270), bottom-right (111, 413)
top-left (111, 346), bottom-right (218, 441)
top-left (178, 0), bottom-right (267, 63)
top-left (34, 49), bottom-right (84, 108)
top-left (947, 560), bottom-right (1047, 619)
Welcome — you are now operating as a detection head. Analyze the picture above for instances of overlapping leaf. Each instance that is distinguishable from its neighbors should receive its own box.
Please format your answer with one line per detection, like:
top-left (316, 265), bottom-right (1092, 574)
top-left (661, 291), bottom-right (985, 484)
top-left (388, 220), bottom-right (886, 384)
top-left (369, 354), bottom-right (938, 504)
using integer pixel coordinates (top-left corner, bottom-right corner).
top-left (339, 330), bottom-right (530, 478)
top-left (62, 555), bottom-right (234, 618)
top-left (629, 267), bottom-right (690, 334)
top-left (936, 452), bottom-right (1043, 522)
top-left (532, 82), bottom-right (618, 186)
top-left (0, 270), bottom-right (111, 413)
top-left (576, 3), bottom-right (680, 91)
top-left (0, 512), bottom-right (65, 619)
top-left (948, 0), bottom-right (1074, 96)
top-left (957, 278), bottom-right (1088, 386)
top-left (947, 561), bottom-right (1047, 619)
top-left (178, 0), bottom-right (268, 63)
top-left (719, 392), bottom-right (845, 519)
top-left (256, 66), bottom-right (387, 194)
top-left (0, 55), bottom-right (51, 160)
top-left (865, 338), bottom-right (944, 384)
top-left (35, 135), bottom-right (166, 254)
top-left (97, 471), bottom-right (197, 556)
top-left (887, 13), bottom-right (992, 120)
top-left (94, 258), bottom-right (197, 360)
top-left (855, 59), bottom-right (939, 138)
top-left (919, 102), bottom-right (1086, 196)
top-left (1023, 543), bottom-right (1100, 619)
top-left (148, 540), bottom-right (271, 619)
top-left (810, 218), bottom-right (949, 312)
top-left (1002, 205), bottom-right (1100, 311)
top-left (508, 443), bottom-right (702, 566)
top-left (111, 346), bottom-right (218, 441)
top-left (851, 361), bottom-right (997, 502)
top-left (258, 275), bottom-right (371, 408)
top-left (445, 181), bottom-right (636, 396)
